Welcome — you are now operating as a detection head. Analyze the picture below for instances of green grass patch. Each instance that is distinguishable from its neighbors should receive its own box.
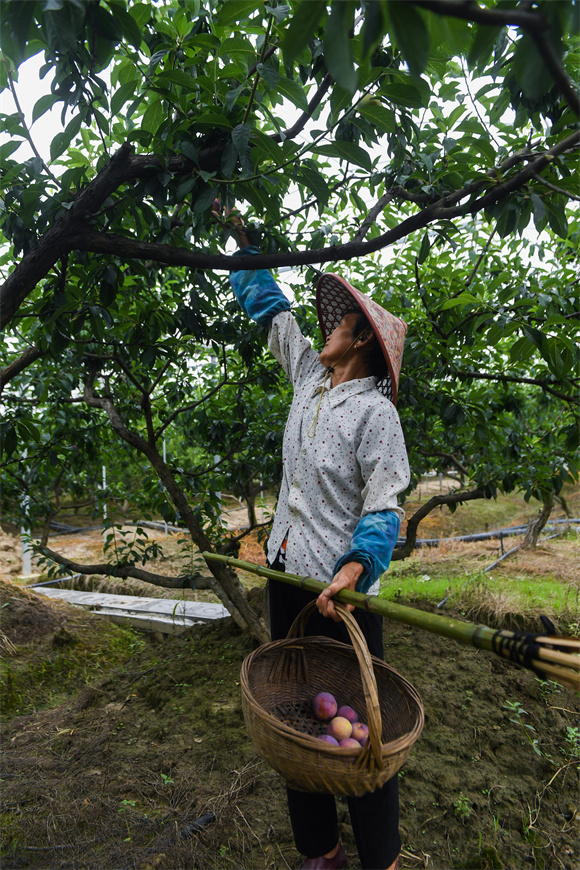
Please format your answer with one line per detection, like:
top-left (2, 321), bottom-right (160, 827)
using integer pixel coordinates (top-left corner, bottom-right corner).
top-left (380, 572), bottom-right (578, 622)
top-left (0, 621), bottom-right (146, 720)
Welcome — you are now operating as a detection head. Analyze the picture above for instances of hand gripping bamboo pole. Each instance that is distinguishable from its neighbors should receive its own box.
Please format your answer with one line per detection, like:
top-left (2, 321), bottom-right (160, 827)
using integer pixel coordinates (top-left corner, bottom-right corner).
top-left (203, 553), bottom-right (580, 691)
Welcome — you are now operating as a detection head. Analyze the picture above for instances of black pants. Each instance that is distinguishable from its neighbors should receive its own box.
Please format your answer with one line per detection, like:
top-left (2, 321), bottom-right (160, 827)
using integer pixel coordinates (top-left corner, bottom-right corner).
top-left (268, 572), bottom-right (401, 869)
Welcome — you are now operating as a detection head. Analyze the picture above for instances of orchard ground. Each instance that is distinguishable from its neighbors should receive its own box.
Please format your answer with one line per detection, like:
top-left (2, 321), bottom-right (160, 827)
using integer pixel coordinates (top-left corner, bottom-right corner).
top-left (1, 485), bottom-right (579, 870)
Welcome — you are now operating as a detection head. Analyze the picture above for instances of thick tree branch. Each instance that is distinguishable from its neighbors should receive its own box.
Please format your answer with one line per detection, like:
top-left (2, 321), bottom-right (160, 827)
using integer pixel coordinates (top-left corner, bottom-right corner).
top-left (0, 346), bottom-right (44, 396)
top-left (69, 129), bottom-right (579, 270)
top-left (393, 487), bottom-right (487, 559)
top-left (352, 190), bottom-right (398, 243)
top-left (2, 129), bottom-right (578, 330)
top-left (272, 73), bottom-right (333, 144)
top-left (37, 544), bottom-right (190, 588)
top-left (414, 0), bottom-right (549, 29)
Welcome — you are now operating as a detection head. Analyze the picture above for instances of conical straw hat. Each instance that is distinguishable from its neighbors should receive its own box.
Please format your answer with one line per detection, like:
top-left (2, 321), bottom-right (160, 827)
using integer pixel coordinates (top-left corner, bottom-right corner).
top-left (316, 273), bottom-right (407, 404)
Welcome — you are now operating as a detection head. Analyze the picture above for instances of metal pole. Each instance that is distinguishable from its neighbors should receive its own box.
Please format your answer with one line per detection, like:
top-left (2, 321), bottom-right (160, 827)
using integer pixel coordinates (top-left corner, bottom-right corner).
top-left (163, 440), bottom-right (168, 536)
top-left (21, 450), bottom-right (32, 576)
top-left (102, 465), bottom-right (107, 520)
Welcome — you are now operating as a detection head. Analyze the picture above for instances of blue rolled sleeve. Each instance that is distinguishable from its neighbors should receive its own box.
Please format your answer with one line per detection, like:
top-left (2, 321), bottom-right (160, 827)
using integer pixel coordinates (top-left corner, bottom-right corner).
top-left (332, 510), bottom-right (401, 595)
top-left (229, 246), bottom-right (291, 326)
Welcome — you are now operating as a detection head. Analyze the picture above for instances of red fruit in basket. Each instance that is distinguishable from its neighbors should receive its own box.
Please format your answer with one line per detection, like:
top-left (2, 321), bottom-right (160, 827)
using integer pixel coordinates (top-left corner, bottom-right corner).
top-left (326, 716), bottom-right (352, 741)
top-left (339, 737), bottom-right (361, 749)
top-left (337, 705), bottom-right (358, 724)
top-left (351, 722), bottom-right (369, 744)
top-left (318, 734), bottom-right (339, 746)
top-left (312, 692), bottom-right (338, 721)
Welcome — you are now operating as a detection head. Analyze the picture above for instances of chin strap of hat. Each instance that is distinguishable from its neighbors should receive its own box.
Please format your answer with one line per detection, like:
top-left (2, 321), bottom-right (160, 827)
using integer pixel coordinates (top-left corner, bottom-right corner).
top-left (307, 329), bottom-right (370, 438)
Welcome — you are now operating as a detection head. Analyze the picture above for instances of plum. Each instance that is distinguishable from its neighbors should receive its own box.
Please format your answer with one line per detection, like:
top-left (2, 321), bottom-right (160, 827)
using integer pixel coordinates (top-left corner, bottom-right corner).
top-left (337, 705), bottom-right (358, 724)
top-left (312, 692), bottom-right (338, 721)
top-left (339, 737), bottom-right (361, 749)
top-left (351, 722), bottom-right (369, 744)
top-left (326, 716), bottom-right (352, 741)
top-left (317, 734), bottom-right (339, 745)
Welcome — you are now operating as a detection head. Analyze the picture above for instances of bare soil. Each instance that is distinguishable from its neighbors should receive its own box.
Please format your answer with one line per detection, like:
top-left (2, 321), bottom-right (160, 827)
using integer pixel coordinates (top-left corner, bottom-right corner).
top-left (1, 571), bottom-right (578, 870)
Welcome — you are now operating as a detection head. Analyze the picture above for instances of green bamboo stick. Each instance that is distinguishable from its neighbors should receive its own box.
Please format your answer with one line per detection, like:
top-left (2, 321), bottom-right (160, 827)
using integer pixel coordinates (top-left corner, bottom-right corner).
top-left (203, 552), bottom-right (580, 690)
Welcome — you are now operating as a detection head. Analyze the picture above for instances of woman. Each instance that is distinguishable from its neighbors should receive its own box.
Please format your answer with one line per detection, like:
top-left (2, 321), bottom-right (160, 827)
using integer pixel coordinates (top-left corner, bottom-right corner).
top-left (228, 221), bottom-right (410, 870)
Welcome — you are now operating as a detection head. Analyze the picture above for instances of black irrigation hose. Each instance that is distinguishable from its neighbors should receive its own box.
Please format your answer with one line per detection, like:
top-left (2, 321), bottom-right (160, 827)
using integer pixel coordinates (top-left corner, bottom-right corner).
top-left (395, 518), bottom-right (580, 549)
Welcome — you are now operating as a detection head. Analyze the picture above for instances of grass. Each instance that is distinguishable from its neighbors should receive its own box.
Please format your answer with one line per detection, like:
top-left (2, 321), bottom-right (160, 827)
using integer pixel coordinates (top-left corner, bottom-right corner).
top-left (0, 583), bottom-right (147, 720)
top-left (380, 572), bottom-right (579, 626)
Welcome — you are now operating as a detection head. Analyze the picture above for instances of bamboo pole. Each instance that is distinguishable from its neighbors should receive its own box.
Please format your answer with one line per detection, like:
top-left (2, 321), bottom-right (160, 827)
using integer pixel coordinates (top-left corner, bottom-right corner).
top-left (203, 553), bottom-right (580, 691)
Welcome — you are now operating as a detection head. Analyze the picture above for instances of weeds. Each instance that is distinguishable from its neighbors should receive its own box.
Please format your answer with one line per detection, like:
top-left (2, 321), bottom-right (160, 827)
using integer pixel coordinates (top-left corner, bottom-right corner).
top-left (503, 700), bottom-right (551, 760)
top-left (453, 793), bottom-right (472, 821)
top-left (535, 678), bottom-right (562, 706)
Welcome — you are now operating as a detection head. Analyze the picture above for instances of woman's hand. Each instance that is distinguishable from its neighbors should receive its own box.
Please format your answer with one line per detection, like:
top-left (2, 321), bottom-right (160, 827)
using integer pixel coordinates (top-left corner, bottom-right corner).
top-left (316, 561), bottom-right (364, 622)
top-left (211, 200), bottom-right (250, 246)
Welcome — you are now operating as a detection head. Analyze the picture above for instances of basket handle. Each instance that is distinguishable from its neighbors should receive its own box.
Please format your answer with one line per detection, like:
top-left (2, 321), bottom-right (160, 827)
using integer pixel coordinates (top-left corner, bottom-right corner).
top-left (286, 601), bottom-right (384, 768)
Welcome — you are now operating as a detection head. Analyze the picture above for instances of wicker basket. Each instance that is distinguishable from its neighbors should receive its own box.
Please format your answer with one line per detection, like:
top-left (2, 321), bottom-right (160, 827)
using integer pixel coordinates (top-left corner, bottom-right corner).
top-left (241, 601), bottom-right (424, 796)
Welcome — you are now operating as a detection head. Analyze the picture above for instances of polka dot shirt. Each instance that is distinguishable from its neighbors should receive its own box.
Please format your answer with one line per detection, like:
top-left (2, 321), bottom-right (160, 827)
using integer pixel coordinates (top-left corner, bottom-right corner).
top-left (267, 311), bottom-right (410, 588)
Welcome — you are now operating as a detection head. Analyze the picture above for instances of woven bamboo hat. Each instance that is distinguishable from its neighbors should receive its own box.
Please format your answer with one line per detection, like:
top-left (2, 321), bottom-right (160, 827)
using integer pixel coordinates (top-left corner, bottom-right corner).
top-left (316, 273), bottom-right (407, 405)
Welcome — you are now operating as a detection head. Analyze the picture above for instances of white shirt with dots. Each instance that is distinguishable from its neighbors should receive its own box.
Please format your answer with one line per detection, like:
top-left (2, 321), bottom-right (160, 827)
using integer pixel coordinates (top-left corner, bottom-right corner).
top-left (267, 311), bottom-right (410, 593)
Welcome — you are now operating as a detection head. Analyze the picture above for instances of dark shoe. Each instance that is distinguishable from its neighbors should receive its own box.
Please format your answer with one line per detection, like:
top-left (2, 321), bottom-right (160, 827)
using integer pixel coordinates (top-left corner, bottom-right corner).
top-left (300, 841), bottom-right (347, 869)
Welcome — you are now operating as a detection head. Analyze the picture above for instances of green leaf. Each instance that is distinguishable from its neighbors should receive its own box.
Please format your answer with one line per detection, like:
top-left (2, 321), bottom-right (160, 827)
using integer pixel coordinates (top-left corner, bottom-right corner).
top-left (220, 36), bottom-right (257, 64)
top-left (379, 76), bottom-right (430, 108)
top-left (32, 93), bottom-right (59, 124)
top-left (314, 141), bottom-right (372, 172)
top-left (195, 112), bottom-right (234, 129)
top-left (110, 2), bottom-right (143, 49)
top-left (275, 77), bottom-right (308, 113)
top-left (324, 0), bottom-right (357, 94)
top-left (141, 99), bottom-right (166, 135)
top-left (513, 33), bottom-right (555, 101)
top-left (281, 0), bottom-right (326, 65)
top-left (193, 186), bottom-right (218, 216)
top-left (362, 0), bottom-right (386, 58)
top-left (110, 80), bottom-right (140, 116)
top-left (217, 0), bottom-right (261, 26)
top-left (440, 292), bottom-right (479, 310)
top-left (467, 24), bottom-right (501, 71)
top-left (232, 122), bottom-right (251, 158)
top-left (129, 3), bottom-right (151, 30)
top-left (0, 140), bottom-right (22, 160)
top-left (155, 70), bottom-right (200, 89)
top-left (242, 183), bottom-right (281, 222)
top-left (299, 166), bottom-right (330, 208)
top-left (418, 233), bottom-right (430, 265)
top-left (256, 61), bottom-right (280, 90)
top-left (544, 200), bottom-right (568, 239)
top-left (175, 176), bottom-right (198, 201)
top-left (48, 111), bottom-right (83, 162)
top-left (509, 336), bottom-right (535, 364)
top-left (387, 1), bottom-right (430, 78)
top-left (357, 100), bottom-right (396, 133)
top-left (265, 4), bottom-right (291, 24)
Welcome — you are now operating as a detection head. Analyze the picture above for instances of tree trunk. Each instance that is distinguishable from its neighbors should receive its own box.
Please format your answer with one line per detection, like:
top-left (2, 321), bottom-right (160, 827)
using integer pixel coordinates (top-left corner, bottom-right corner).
top-left (83, 377), bottom-right (270, 643)
top-left (523, 495), bottom-right (554, 549)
